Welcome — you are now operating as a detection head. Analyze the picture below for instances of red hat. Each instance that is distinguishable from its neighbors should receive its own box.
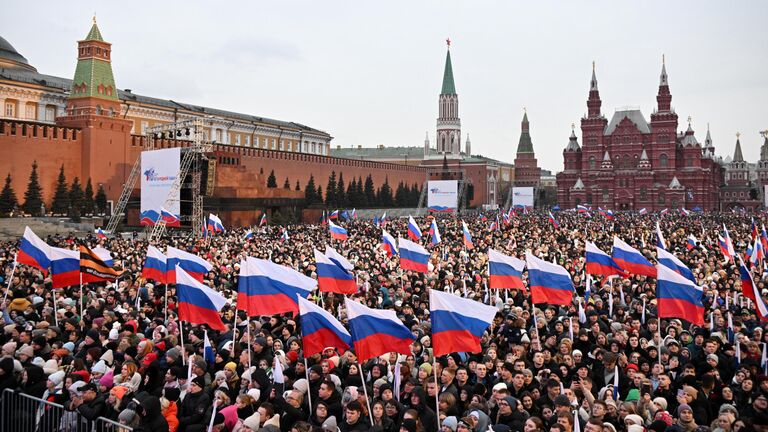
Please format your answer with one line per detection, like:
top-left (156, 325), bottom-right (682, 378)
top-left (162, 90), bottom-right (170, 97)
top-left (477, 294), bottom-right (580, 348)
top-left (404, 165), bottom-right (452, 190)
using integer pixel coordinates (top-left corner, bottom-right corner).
top-left (626, 363), bottom-right (639, 372)
top-left (286, 351), bottom-right (299, 364)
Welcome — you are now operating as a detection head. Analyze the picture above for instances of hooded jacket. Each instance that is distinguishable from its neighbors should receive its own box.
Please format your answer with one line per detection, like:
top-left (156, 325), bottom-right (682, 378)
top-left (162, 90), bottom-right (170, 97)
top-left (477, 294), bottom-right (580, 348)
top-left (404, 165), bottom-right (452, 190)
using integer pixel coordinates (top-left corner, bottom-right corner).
top-left (22, 365), bottom-right (48, 398)
top-left (138, 394), bottom-right (170, 432)
top-left (408, 386), bottom-right (437, 432)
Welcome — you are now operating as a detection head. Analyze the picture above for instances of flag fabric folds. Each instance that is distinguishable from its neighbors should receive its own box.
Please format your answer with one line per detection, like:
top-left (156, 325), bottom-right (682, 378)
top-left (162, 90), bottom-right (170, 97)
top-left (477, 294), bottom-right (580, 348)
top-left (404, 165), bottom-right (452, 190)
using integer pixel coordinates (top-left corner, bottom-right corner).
top-left (656, 264), bottom-right (704, 326)
top-left (92, 247), bottom-right (114, 267)
top-left (328, 220), bottom-right (348, 241)
top-left (612, 236), bottom-right (657, 278)
top-left (488, 248), bottom-right (525, 290)
top-left (429, 219), bottom-right (442, 245)
top-left (686, 235), bottom-right (698, 251)
top-left (398, 237), bottom-right (430, 273)
top-left (325, 246), bottom-right (354, 271)
top-left (656, 221), bottom-right (666, 250)
top-left (94, 228), bottom-right (107, 239)
top-left (203, 331), bottom-right (215, 364)
top-left (161, 208), bottom-right (181, 228)
top-left (407, 216), bottom-right (422, 242)
top-left (18, 227), bottom-right (52, 274)
top-left (585, 241), bottom-right (624, 277)
top-left (656, 247), bottom-right (696, 284)
top-left (462, 221), bottom-right (474, 249)
top-left (237, 257), bottom-right (316, 316)
top-left (430, 289), bottom-right (497, 357)
top-left (382, 230), bottom-right (398, 256)
top-left (207, 214), bottom-right (224, 233)
top-left (80, 245), bottom-right (124, 283)
top-left (719, 236), bottom-right (732, 262)
top-left (638, 208), bottom-right (648, 215)
top-left (526, 252), bottom-right (574, 305)
top-left (345, 297), bottom-right (415, 362)
top-left (259, 214), bottom-right (267, 227)
top-left (243, 230), bottom-right (254, 241)
top-left (176, 265), bottom-right (227, 330)
top-left (739, 257), bottom-right (768, 321)
top-left (314, 249), bottom-right (356, 295)
top-left (280, 229), bottom-right (289, 243)
top-left (298, 296), bottom-right (352, 356)
top-left (142, 246), bottom-right (167, 284)
top-left (50, 247), bottom-right (80, 288)
top-left (166, 246), bottom-right (213, 283)
top-left (548, 212), bottom-right (560, 229)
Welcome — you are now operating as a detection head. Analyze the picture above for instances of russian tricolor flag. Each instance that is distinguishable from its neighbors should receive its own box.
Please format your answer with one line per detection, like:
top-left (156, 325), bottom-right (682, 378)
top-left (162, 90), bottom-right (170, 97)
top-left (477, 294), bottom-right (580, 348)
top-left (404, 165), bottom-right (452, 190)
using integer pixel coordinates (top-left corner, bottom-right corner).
top-left (166, 246), bottom-right (213, 283)
top-left (329, 220), bottom-right (348, 241)
top-left (429, 219), bottom-right (441, 245)
top-left (243, 229), bottom-right (254, 241)
top-left (50, 247), bottom-right (80, 288)
top-left (548, 211), bottom-right (560, 229)
top-left (686, 235), bottom-right (698, 251)
top-left (526, 252), bottom-right (574, 305)
top-left (585, 241), bottom-right (624, 277)
top-left (430, 289), bottom-right (497, 357)
top-left (18, 227), bottom-right (51, 274)
top-left (739, 256), bottom-right (768, 321)
top-left (237, 257), bottom-right (316, 316)
top-left (329, 210), bottom-right (339, 220)
top-left (94, 228), bottom-right (107, 239)
top-left (176, 265), bottom-right (227, 330)
top-left (680, 208), bottom-right (691, 216)
top-left (259, 213), bottom-right (267, 227)
top-left (207, 214), bottom-right (224, 233)
top-left (314, 249), bottom-right (356, 294)
top-left (761, 224), bottom-right (768, 251)
top-left (407, 216), bottom-right (422, 242)
top-left (659, 208), bottom-right (669, 216)
top-left (298, 296), bottom-right (352, 356)
top-left (638, 208), bottom-right (648, 215)
top-left (398, 237), bottom-right (430, 273)
top-left (161, 208), bottom-right (181, 228)
top-left (656, 247), bottom-right (695, 283)
top-left (382, 229), bottom-right (398, 256)
top-left (142, 246), bottom-right (167, 284)
top-left (488, 248), bottom-right (525, 290)
top-left (280, 229), bottom-right (289, 243)
top-left (656, 221), bottom-right (667, 250)
top-left (577, 204), bottom-right (590, 214)
top-left (656, 264), bottom-right (704, 326)
top-left (325, 246), bottom-right (354, 271)
top-left (612, 236), bottom-right (657, 278)
top-left (345, 297), bottom-right (415, 362)
top-left (93, 247), bottom-right (114, 267)
top-left (462, 221), bottom-right (474, 250)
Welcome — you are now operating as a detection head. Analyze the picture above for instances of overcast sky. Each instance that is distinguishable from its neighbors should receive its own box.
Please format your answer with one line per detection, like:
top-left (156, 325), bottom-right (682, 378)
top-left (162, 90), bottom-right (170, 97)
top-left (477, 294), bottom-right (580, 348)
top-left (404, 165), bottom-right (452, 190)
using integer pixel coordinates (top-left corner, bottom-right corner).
top-left (3, 1), bottom-right (767, 172)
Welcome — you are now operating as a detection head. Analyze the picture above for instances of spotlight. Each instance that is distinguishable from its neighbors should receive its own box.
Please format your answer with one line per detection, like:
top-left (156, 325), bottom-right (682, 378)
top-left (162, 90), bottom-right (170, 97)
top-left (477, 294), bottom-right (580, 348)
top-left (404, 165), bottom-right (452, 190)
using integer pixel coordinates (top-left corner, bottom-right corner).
top-left (185, 128), bottom-right (190, 136)
top-left (176, 130), bottom-right (182, 137)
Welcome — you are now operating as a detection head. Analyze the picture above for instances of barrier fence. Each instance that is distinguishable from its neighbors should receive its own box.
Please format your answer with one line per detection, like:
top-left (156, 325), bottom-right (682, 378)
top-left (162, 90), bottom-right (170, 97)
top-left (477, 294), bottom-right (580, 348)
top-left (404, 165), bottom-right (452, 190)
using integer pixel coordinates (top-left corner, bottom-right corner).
top-left (1, 389), bottom-right (132, 432)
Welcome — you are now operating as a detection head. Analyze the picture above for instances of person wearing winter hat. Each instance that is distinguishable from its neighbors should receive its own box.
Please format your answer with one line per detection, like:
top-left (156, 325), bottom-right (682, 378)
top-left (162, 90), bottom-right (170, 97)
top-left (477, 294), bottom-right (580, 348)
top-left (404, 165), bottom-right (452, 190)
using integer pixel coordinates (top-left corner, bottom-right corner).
top-left (401, 418), bottom-right (419, 432)
top-left (118, 409), bottom-right (140, 429)
top-left (321, 415), bottom-right (338, 432)
top-left (242, 411), bottom-right (261, 431)
top-left (674, 404), bottom-right (698, 432)
top-left (17, 344), bottom-right (34, 363)
top-left (43, 359), bottom-right (58, 375)
top-left (442, 415), bottom-right (458, 432)
top-left (177, 375), bottom-right (211, 431)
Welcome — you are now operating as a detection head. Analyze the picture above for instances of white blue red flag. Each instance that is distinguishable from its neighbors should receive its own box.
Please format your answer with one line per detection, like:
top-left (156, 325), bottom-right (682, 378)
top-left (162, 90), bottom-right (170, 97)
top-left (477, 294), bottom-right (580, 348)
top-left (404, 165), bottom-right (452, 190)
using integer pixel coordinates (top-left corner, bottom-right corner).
top-left (488, 248), bottom-right (525, 290)
top-left (430, 289), bottom-right (497, 356)
top-left (166, 246), bottom-right (213, 283)
top-left (462, 221), bottom-right (474, 249)
top-left (280, 229), bottom-right (289, 243)
top-left (237, 257), bottom-right (316, 316)
top-left (739, 256), bottom-right (768, 321)
top-left (161, 208), bottom-right (181, 228)
top-left (345, 297), bottom-right (415, 362)
top-left (259, 213), bottom-right (267, 227)
top-left (207, 213), bottom-right (224, 233)
top-left (50, 247), bottom-right (79, 288)
top-left (526, 252), bottom-right (574, 306)
top-left (407, 216), bottom-right (422, 242)
top-left (612, 236), bottom-right (657, 278)
top-left (203, 330), bottom-right (215, 364)
top-left (382, 229), bottom-right (398, 256)
top-left (657, 247), bottom-right (695, 283)
top-left (398, 237), bottom-right (429, 273)
top-left (142, 245), bottom-right (167, 284)
top-left (548, 211), bottom-right (560, 229)
top-left (176, 265), bottom-right (227, 330)
top-left (325, 246), bottom-right (354, 271)
top-left (328, 220), bottom-right (348, 241)
top-left (18, 227), bottom-right (51, 274)
top-left (585, 241), bottom-right (624, 277)
top-left (243, 229), bottom-right (254, 241)
top-left (656, 221), bottom-right (666, 250)
top-left (638, 208), bottom-right (648, 215)
top-left (94, 228), bottom-right (107, 239)
top-left (298, 296), bottom-right (352, 356)
top-left (656, 264), bottom-right (704, 326)
top-left (429, 219), bottom-right (442, 245)
top-left (314, 249), bottom-right (356, 294)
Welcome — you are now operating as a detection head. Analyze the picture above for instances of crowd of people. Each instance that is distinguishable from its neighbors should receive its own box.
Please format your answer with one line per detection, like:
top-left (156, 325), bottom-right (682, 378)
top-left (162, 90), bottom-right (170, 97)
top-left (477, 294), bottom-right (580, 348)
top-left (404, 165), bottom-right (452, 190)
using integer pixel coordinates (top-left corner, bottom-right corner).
top-left (1, 210), bottom-right (767, 432)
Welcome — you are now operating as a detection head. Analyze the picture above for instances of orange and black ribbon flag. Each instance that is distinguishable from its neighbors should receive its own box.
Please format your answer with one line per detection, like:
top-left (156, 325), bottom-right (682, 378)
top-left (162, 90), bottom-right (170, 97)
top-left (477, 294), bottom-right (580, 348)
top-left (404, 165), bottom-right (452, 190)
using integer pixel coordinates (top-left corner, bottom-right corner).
top-left (79, 245), bottom-right (124, 283)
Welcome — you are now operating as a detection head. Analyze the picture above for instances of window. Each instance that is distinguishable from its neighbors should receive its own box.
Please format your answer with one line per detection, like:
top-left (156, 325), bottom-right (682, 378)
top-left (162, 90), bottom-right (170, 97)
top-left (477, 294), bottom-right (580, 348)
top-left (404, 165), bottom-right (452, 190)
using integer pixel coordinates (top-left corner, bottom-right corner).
top-left (586, 193), bottom-right (592, 204)
top-left (602, 188), bottom-right (609, 201)
top-left (589, 156), bottom-right (596, 170)
top-left (215, 130), bottom-right (223, 142)
top-left (658, 193), bottom-right (665, 204)
top-left (640, 188), bottom-right (647, 201)
top-left (254, 137), bottom-right (260, 148)
top-left (245, 136), bottom-right (250, 146)
top-left (5, 101), bottom-right (16, 118)
top-left (312, 143), bottom-right (317, 154)
top-left (45, 106), bottom-right (55, 122)
top-left (272, 139), bottom-right (277, 149)
top-left (141, 121), bottom-right (149, 134)
top-left (25, 104), bottom-right (36, 120)
top-left (659, 154), bottom-right (668, 168)
top-left (623, 155), bottom-right (631, 169)
top-left (687, 156), bottom-right (693, 167)
top-left (279, 140), bottom-right (284, 151)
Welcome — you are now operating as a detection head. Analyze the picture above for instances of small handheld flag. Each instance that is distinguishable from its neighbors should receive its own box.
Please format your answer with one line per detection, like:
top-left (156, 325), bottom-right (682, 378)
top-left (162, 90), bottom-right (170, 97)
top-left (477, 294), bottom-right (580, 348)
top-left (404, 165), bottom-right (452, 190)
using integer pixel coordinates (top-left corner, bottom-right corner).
top-left (461, 221), bottom-right (474, 249)
top-left (429, 219), bottom-right (442, 245)
top-left (382, 230), bottom-right (398, 256)
top-left (548, 211), bottom-right (560, 229)
top-left (407, 216), bottom-right (422, 242)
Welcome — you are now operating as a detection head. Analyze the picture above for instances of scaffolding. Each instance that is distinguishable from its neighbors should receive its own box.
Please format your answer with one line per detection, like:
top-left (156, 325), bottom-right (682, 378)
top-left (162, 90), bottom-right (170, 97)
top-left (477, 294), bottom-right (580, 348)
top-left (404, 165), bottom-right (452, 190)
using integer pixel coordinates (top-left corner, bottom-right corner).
top-left (105, 118), bottom-right (211, 240)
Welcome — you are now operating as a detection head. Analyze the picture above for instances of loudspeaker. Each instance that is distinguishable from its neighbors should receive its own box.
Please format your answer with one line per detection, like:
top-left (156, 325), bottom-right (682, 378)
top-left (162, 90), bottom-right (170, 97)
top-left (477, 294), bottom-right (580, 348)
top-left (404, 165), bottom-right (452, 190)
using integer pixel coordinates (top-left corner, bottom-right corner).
top-left (200, 159), bottom-right (216, 197)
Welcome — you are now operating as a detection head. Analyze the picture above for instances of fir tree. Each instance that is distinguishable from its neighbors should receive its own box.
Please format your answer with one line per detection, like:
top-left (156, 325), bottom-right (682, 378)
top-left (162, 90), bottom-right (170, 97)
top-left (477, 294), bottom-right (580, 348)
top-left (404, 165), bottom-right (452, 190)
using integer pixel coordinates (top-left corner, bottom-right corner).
top-left (347, 178), bottom-right (357, 208)
top-left (95, 184), bottom-right (107, 215)
top-left (305, 175), bottom-right (317, 205)
top-left (316, 186), bottom-right (323, 204)
top-left (295, 180), bottom-right (301, 191)
top-left (395, 181), bottom-right (408, 207)
top-left (52, 165), bottom-right (69, 215)
top-left (325, 171), bottom-right (337, 207)
top-left (68, 177), bottom-right (84, 222)
top-left (0, 173), bottom-right (18, 216)
top-left (23, 161), bottom-right (43, 216)
top-left (267, 170), bottom-right (278, 188)
top-left (378, 177), bottom-right (394, 207)
top-left (364, 175), bottom-right (376, 207)
top-left (336, 172), bottom-right (346, 208)
top-left (411, 183), bottom-right (422, 206)
top-left (283, 177), bottom-right (291, 189)
top-left (357, 176), bottom-right (365, 207)
top-left (83, 178), bottom-right (95, 216)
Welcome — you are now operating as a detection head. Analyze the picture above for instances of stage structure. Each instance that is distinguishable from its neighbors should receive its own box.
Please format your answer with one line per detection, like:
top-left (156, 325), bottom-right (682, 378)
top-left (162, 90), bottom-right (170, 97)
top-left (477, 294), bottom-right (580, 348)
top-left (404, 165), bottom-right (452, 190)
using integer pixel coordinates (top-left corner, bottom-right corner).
top-left (106, 119), bottom-right (212, 240)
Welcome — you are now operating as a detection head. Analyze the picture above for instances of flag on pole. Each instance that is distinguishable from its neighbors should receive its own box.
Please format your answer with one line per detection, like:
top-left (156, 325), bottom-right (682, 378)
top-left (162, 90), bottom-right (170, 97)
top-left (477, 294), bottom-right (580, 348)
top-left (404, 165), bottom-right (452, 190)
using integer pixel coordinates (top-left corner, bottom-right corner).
top-left (237, 257), bottom-right (317, 316)
top-left (739, 256), bottom-right (768, 321)
top-left (94, 228), bottom-right (107, 239)
top-left (176, 266), bottom-right (227, 330)
top-left (18, 227), bottom-right (52, 274)
top-left (298, 296), bottom-right (352, 356)
top-left (345, 297), bottom-right (415, 362)
top-left (328, 220), bottom-right (348, 241)
top-left (430, 289), bottom-right (497, 357)
top-left (166, 246), bottom-right (213, 283)
top-left (243, 229), bottom-right (254, 241)
top-left (80, 245), bottom-right (124, 283)
top-left (50, 247), bottom-right (80, 288)
top-left (656, 221), bottom-right (666, 250)
top-left (429, 219), bottom-right (441, 245)
top-left (548, 212), bottom-right (560, 229)
top-left (325, 246), bottom-right (354, 271)
top-left (141, 246), bottom-right (167, 284)
top-left (206, 214), bottom-right (225, 233)
top-left (398, 238), bottom-right (430, 273)
top-left (656, 264), bottom-right (705, 326)
top-left (461, 221), bottom-right (474, 249)
top-left (280, 229), bottom-right (289, 243)
top-left (526, 252), bottom-right (574, 305)
top-left (585, 241), bottom-right (624, 277)
top-left (488, 248), bottom-right (525, 290)
top-left (259, 213), bottom-right (267, 227)
top-left (612, 236), bottom-right (657, 278)
top-left (314, 249), bottom-right (357, 294)
top-left (407, 216), bottom-right (422, 242)
top-left (657, 247), bottom-right (696, 284)
top-left (382, 230), bottom-right (399, 256)
top-left (203, 331), bottom-right (215, 364)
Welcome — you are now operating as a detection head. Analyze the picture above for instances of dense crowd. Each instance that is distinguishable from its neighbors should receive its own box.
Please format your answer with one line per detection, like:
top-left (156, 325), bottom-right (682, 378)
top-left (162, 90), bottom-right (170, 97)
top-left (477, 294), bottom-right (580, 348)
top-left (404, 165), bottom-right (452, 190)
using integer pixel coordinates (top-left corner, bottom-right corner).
top-left (1, 210), bottom-right (768, 432)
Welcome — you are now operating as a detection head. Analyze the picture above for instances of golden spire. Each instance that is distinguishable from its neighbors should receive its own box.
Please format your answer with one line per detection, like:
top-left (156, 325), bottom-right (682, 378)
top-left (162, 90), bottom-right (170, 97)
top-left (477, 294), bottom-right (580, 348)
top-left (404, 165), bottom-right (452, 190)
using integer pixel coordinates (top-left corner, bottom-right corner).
top-left (736, 132), bottom-right (741, 139)
top-left (92, 14), bottom-right (96, 24)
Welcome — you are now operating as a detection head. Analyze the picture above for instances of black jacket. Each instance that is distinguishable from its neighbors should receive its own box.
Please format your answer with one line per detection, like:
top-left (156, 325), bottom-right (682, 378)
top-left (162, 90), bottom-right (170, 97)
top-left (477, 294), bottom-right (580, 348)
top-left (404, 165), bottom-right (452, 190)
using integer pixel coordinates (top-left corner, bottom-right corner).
top-left (177, 390), bottom-right (211, 432)
top-left (77, 394), bottom-right (107, 421)
top-left (136, 394), bottom-right (169, 432)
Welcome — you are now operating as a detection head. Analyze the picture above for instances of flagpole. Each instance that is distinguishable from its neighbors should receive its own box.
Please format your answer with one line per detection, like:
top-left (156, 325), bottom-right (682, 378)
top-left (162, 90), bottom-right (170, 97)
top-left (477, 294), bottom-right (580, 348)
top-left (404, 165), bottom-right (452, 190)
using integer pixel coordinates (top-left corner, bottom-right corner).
top-left (433, 360), bottom-right (441, 432)
top-left (79, 272), bottom-right (84, 325)
top-left (1, 253), bottom-right (18, 310)
top-left (231, 311), bottom-right (238, 358)
top-left (179, 320), bottom-right (186, 365)
top-left (304, 357), bottom-right (313, 410)
top-left (359, 364), bottom-right (374, 426)
top-left (247, 316), bottom-right (252, 370)
top-left (164, 283), bottom-right (168, 324)
top-left (52, 289), bottom-right (58, 328)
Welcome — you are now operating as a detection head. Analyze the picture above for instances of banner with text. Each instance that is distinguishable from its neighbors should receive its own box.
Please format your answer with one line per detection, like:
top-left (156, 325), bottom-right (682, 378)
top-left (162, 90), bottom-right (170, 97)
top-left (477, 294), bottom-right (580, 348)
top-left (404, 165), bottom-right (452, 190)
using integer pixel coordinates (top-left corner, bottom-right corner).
top-left (427, 180), bottom-right (458, 213)
top-left (512, 187), bottom-right (535, 208)
top-left (140, 147), bottom-right (180, 225)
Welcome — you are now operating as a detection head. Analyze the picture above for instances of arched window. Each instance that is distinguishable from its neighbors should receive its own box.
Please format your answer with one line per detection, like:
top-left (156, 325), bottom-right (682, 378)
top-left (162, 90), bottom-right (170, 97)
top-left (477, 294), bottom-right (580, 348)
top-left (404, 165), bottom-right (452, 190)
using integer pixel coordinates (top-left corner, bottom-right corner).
top-left (589, 156), bottom-right (596, 170)
top-left (623, 154), bottom-right (631, 169)
top-left (659, 154), bottom-right (668, 168)
top-left (640, 188), bottom-right (647, 201)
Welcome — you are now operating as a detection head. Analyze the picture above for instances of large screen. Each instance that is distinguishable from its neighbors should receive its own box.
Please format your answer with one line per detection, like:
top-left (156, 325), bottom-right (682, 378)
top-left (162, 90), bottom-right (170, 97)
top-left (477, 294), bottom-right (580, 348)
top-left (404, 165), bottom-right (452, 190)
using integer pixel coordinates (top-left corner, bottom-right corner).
top-left (140, 147), bottom-right (180, 225)
top-left (427, 180), bottom-right (458, 213)
top-left (512, 187), bottom-right (535, 208)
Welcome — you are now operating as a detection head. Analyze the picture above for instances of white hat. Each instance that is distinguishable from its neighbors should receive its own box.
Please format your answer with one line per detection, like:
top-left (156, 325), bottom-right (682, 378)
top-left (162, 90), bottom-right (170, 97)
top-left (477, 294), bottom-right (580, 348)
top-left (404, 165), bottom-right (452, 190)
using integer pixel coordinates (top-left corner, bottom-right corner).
top-left (48, 370), bottom-right (66, 387)
top-left (91, 360), bottom-right (108, 374)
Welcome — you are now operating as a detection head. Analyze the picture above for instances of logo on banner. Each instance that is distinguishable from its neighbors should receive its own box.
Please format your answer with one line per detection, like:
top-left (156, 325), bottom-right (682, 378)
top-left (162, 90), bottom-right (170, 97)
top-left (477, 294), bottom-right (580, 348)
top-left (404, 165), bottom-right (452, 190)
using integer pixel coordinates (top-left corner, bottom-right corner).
top-left (144, 168), bottom-right (177, 183)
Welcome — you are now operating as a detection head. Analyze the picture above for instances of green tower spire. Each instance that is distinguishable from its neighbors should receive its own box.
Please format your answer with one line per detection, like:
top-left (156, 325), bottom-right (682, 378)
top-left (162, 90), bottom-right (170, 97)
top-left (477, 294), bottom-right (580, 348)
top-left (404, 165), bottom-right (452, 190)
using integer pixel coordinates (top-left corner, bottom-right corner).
top-left (516, 109), bottom-right (534, 154)
top-left (70, 17), bottom-right (118, 102)
top-left (441, 49), bottom-right (456, 95)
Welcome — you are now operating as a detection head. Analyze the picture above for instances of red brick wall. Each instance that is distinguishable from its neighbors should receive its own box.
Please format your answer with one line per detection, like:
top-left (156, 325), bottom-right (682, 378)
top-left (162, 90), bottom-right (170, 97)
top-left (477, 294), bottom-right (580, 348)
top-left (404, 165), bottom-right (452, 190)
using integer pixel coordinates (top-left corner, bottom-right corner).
top-left (0, 120), bottom-right (83, 207)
